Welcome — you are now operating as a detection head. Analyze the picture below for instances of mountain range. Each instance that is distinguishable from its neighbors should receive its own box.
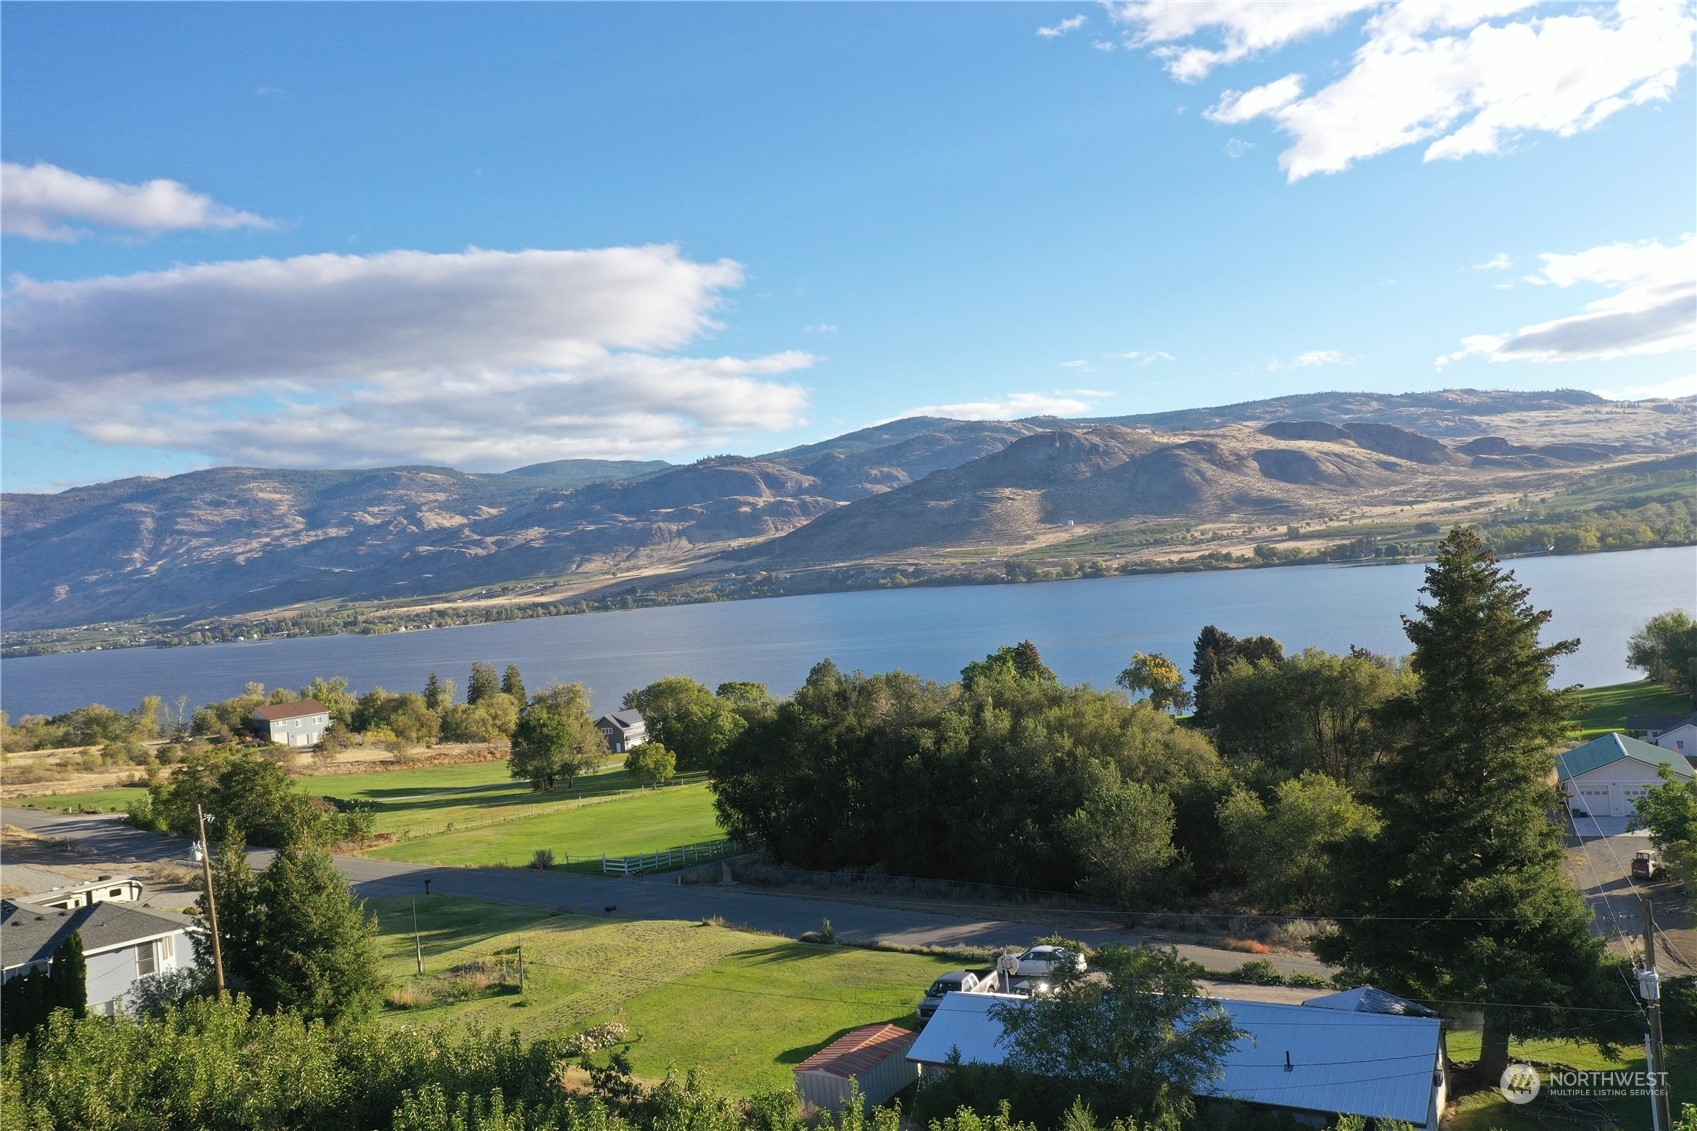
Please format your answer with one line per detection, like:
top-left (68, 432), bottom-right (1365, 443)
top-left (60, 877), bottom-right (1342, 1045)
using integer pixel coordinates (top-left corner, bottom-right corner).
top-left (3, 389), bottom-right (1691, 635)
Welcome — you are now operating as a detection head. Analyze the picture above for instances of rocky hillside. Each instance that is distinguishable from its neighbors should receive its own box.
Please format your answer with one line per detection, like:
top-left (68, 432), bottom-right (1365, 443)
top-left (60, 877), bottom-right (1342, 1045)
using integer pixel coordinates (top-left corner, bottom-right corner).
top-left (3, 390), bottom-right (1689, 632)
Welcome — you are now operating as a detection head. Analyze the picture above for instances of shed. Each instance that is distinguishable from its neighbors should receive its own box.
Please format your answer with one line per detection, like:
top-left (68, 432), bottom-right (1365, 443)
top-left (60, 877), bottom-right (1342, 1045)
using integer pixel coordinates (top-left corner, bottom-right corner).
top-left (793, 1023), bottom-right (918, 1113)
top-left (1556, 733), bottom-right (1693, 820)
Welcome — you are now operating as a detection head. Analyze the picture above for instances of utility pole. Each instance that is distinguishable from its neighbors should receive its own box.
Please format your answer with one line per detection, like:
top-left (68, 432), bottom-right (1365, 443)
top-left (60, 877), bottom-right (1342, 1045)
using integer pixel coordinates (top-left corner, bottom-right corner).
top-left (517, 941), bottom-right (525, 993)
top-left (1641, 899), bottom-right (1673, 1131)
top-left (412, 899), bottom-right (424, 975)
top-left (196, 804), bottom-right (227, 999)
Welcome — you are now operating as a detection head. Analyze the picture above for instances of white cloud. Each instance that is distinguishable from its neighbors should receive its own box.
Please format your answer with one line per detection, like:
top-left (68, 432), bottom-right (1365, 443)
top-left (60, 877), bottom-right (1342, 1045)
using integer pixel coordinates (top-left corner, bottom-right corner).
top-left (1107, 350), bottom-right (1176, 366)
top-left (1223, 137), bottom-right (1256, 157)
top-left (1128, 0), bottom-right (1696, 180)
top-left (1438, 234), bottom-right (1695, 367)
top-left (1269, 349), bottom-right (1349, 370)
top-left (2, 244), bottom-right (815, 469)
top-left (1061, 359), bottom-right (1096, 372)
top-left (1110, 0), bottom-right (1381, 81)
top-left (1, 162), bottom-right (277, 241)
top-left (1472, 252), bottom-right (1514, 271)
top-left (1592, 372), bottom-right (1697, 400)
top-left (1039, 14), bottom-right (1089, 39)
top-left (802, 323), bottom-right (839, 334)
top-left (896, 389), bottom-right (1114, 421)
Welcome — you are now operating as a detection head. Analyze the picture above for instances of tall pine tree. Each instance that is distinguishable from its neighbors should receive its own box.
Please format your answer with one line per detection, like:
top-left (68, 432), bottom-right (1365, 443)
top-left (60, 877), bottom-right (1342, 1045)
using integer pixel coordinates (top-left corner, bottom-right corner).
top-left (1315, 527), bottom-right (1605, 1081)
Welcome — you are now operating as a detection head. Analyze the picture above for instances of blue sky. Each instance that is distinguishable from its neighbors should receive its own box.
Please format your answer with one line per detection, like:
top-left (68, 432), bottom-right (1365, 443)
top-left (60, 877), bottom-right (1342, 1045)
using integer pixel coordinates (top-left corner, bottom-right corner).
top-left (3, 1), bottom-right (1693, 492)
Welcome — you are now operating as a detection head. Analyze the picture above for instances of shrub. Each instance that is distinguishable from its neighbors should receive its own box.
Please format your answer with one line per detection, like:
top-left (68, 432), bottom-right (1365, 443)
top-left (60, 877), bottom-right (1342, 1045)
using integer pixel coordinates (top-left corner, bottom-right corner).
top-left (531, 848), bottom-right (555, 870)
top-left (1231, 959), bottom-right (1285, 986)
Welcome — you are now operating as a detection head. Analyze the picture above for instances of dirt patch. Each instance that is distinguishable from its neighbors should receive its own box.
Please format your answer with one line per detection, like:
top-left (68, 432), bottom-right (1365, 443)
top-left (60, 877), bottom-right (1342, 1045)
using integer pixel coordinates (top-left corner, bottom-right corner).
top-left (0, 826), bottom-right (201, 902)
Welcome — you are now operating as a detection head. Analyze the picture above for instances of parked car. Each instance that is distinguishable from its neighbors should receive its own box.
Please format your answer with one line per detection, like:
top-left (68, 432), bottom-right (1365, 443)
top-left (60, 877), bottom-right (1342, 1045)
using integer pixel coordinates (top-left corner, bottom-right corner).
top-left (1013, 945), bottom-right (1085, 979)
top-left (917, 970), bottom-right (984, 1023)
top-left (1632, 850), bottom-right (1666, 882)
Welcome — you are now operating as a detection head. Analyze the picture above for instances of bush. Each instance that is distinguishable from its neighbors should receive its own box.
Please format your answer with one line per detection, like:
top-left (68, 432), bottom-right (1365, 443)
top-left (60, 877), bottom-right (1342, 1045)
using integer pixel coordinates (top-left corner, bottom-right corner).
top-left (531, 849), bottom-right (556, 870)
top-left (1230, 959), bottom-right (1285, 986)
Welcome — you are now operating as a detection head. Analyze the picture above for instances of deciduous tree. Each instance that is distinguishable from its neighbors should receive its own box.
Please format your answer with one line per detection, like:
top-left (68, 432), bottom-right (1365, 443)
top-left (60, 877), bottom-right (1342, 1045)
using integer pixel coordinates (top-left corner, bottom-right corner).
top-left (1115, 652), bottom-right (1191, 714)
top-left (1627, 609), bottom-right (1697, 704)
top-left (626, 741), bottom-right (677, 788)
top-left (509, 684), bottom-right (605, 791)
top-left (994, 944), bottom-right (1240, 1125)
top-left (1632, 764), bottom-right (1697, 883)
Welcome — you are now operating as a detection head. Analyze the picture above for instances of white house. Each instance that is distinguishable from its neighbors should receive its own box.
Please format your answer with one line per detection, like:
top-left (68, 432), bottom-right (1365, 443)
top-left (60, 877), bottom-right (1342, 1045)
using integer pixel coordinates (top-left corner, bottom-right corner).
top-left (1654, 719), bottom-right (1697, 759)
top-left (1, 899), bottom-right (196, 1015)
top-left (1556, 733), bottom-right (1694, 820)
top-left (252, 699), bottom-right (332, 747)
top-left (596, 710), bottom-right (647, 753)
top-left (907, 988), bottom-right (1446, 1129)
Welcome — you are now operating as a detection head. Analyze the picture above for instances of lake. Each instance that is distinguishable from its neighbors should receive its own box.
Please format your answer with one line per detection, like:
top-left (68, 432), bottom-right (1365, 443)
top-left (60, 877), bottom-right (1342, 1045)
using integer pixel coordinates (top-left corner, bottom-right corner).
top-left (2, 546), bottom-right (1692, 718)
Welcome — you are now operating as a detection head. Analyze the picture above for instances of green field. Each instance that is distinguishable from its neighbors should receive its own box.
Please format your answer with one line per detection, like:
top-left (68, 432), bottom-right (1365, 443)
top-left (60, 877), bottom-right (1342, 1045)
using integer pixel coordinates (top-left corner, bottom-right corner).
top-left (8, 785), bottom-right (150, 814)
top-left (1571, 679), bottom-right (1690, 741)
top-left (302, 761), bottom-right (708, 839)
top-left (1443, 1030), bottom-right (1693, 1129)
top-left (369, 894), bottom-right (958, 1094)
top-left (363, 781), bottom-right (723, 867)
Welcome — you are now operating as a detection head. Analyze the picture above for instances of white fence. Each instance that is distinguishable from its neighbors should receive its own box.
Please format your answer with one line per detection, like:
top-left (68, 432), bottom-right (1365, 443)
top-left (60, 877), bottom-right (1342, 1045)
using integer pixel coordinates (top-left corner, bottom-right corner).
top-left (601, 839), bottom-right (737, 876)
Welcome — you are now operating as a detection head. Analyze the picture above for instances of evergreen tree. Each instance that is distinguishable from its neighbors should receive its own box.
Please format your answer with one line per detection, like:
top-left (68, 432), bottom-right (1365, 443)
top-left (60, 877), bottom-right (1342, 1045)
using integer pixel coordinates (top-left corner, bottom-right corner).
top-left (466, 661), bottom-right (501, 705)
top-left (501, 664), bottom-right (527, 705)
top-left (1315, 527), bottom-right (1604, 1082)
top-left (423, 672), bottom-right (455, 712)
top-left (51, 931), bottom-right (87, 1018)
top-left (249, 844), bottom-right (383, 1022)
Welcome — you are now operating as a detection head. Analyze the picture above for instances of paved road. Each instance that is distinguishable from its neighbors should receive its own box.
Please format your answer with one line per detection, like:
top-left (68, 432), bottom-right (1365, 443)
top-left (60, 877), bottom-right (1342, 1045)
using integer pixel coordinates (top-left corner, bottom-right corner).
top-left (2, 807), bottom-right (1330, 977)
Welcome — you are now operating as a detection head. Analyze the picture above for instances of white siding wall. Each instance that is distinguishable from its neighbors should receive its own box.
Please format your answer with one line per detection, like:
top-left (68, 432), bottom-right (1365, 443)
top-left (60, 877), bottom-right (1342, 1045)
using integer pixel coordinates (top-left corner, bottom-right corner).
top-left (1567, 759), bottom-right (1683, 818)
top-left (86, 947), bottom-right (139, 1015)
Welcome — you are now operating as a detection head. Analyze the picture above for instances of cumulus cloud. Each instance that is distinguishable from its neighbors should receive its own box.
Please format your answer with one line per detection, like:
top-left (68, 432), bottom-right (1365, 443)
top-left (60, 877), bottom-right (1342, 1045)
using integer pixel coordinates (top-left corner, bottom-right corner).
top-left (1438, 235), bottom-right (1695, 368)
top-left (2, 244), bottom-right (815, 469)
top-left (1039, 14), bottom-right (1089, 39)
top-left (1110, 0), bottom-right (1380, 81)
top-left (2, 162), bottom-right (277, 241)
top-left (802, 323), bottom-right (839, 334)
top-left (1115, 0), bottom-right (1695, 180)
top-left (896, 389), bottom-right (1114, 421)
top-left (1269, 349), bottom-right (1349, 370)
top-left (1472, 252), bottom-right (1514, 271)
top-left (1061, 359), bottom-right (1096, 372)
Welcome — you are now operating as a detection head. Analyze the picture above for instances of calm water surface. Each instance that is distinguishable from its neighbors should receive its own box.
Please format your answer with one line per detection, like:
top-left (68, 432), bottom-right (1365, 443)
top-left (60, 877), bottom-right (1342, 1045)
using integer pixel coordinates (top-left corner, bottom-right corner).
top-left (3, 547), bottom-right (1692, 717)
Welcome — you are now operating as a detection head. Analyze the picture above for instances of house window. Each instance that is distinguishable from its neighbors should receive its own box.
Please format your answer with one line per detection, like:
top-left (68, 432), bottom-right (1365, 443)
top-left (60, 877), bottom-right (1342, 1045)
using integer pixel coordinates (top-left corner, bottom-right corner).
top-left (137, 941), bottom-right (158, 976)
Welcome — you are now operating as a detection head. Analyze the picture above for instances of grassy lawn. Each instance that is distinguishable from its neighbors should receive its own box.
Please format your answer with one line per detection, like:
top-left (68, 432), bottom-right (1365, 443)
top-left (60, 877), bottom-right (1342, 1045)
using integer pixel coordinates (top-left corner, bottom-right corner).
top-left (1570, 680), bottom-right (1690, 741)
top-left (1443, 1030), bottom-right (1693, 1129)
top-left (303, 761), bottom-right (709, 839)
top-left (362, 781), bottom-right (723, 867)
top-left (7, 785), bottom-right (150, 814)
top-left (368, 894), bottom-right (959, 1095)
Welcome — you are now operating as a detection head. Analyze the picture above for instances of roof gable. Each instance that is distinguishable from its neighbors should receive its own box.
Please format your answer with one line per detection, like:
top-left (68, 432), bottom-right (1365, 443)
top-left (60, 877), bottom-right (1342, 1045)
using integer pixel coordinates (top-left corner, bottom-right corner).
top-left (253, 699), bottom-right (330, 722)
top-left (1556, 733), bottom-right (1694, 782)
top-left (1, 899), bottom-right (192, 969)
top-left (795, 1024), bottom-right (916, 1078)
top-left (597, 711), bottom-right (644, 731)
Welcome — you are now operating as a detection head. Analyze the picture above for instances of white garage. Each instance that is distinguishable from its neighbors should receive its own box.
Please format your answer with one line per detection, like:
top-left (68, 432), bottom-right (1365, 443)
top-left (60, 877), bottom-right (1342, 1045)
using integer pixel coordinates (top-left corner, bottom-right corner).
top-left (1557, 733), bottom-right (1692, 820)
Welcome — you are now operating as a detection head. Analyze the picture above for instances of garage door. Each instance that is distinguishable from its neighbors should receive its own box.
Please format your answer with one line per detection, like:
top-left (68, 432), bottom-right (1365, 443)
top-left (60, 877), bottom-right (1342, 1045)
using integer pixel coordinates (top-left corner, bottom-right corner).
top-left (1571, 786), bottom-right (1616, 817)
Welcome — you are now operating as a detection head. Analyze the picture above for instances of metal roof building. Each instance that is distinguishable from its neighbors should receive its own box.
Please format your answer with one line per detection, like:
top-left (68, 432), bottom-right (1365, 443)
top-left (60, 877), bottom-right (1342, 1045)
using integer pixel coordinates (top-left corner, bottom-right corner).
top-left (793, 1023), bottom-right (918, 1113)
top-left (906, 990), bottom-right (1445, 1129)
top-left (2, 898), bottom-right (196, 1016)
top-left (1557, 733), bottom-right (1693, 819)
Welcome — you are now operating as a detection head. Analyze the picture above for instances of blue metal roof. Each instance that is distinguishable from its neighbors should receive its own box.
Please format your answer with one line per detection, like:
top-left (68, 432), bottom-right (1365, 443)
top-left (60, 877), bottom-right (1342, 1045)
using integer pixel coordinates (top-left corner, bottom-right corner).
top-left (1555, 733), bottom-right (1693, 783)
top-left (906, 992), bottom-right (1441, 1127)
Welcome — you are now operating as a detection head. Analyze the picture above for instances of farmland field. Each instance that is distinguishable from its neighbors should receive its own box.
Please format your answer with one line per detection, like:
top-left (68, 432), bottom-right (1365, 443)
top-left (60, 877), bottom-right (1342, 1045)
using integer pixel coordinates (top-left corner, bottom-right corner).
top-left (369, 894), bottom-right (959, 1094)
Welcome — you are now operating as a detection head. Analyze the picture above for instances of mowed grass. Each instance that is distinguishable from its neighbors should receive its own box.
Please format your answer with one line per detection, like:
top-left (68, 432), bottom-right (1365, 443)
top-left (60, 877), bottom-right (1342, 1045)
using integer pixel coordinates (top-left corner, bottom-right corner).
top-left (363, 782), bottom-right (723, 867)
top-left (303, 760), bottom-right (707, 839)
top-left (368, 895), bottom-right (960, 1094)
top-left (1443, 1030), bottom-right (1693, 1129)
top-left (9, 785), bottom-right (151, 813)
top-left (1570, 679), bottom-right (1690, 741)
